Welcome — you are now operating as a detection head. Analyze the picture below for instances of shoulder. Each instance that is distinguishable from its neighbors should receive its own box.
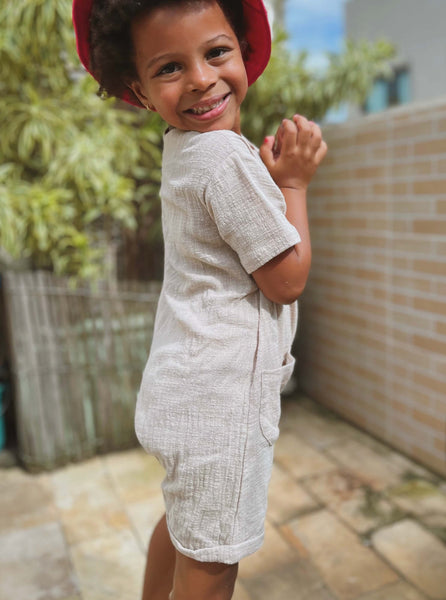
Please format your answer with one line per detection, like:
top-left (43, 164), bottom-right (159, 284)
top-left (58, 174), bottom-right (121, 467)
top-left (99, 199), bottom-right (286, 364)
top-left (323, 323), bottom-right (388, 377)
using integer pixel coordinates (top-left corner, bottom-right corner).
top-left (190, 129), bottom-right (254, 157)
top-left (164, 129), bottom-right (257, 171)
top-left (161, 129), bottom-right (272, 200)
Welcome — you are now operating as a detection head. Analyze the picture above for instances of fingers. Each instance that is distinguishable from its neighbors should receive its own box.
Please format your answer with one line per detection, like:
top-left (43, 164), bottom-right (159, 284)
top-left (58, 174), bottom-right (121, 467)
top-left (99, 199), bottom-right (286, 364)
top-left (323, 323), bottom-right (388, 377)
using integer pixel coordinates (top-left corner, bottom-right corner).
top-left (261, 115), bottom-right (327, 188)
top-left (293, 114), bottom-right (311, 147)
top-left (273, 123), bottom-right (283, 158)
top-left (259, 135), bottom-right (276, 170)
top-left (293, 114), bottom-right (323, 150)
top-left (280, 118), bottom-right (299, 154)
top-left (272, 116), bottom-right (323, 156)
top-left (310, 123), bottom-right (323, 150)
top-left (315, 140), bottom-right (328, 163)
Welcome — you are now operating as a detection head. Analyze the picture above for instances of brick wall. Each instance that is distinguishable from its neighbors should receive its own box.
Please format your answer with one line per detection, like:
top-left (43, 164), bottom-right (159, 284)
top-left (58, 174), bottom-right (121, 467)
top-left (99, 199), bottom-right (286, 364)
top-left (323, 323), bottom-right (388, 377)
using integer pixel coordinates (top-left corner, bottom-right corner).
top-left (296, 96), bottom-right (446, 476)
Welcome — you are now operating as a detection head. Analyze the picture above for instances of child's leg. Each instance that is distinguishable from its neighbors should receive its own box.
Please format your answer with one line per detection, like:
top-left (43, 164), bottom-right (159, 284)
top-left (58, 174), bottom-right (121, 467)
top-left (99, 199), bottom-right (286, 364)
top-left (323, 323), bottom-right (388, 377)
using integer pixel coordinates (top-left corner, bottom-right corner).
top-left (170, 551), bottom-right (238, 600)
top-left (142, 513), bottom-right (176, 600)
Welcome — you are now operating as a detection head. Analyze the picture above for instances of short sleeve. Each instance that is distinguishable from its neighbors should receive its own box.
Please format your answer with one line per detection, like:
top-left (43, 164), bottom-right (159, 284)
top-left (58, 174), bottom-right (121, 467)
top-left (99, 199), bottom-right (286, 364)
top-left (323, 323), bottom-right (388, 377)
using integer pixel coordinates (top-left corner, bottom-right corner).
top-left (202, 146), bottom-right (301, 274)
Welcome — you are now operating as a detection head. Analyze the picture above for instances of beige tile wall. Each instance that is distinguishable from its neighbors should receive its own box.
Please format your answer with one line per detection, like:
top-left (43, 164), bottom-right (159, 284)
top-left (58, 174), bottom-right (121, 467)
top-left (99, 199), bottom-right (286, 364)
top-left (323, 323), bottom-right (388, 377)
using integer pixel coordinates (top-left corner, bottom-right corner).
top-left (296, 97), bottom-right (446, 476)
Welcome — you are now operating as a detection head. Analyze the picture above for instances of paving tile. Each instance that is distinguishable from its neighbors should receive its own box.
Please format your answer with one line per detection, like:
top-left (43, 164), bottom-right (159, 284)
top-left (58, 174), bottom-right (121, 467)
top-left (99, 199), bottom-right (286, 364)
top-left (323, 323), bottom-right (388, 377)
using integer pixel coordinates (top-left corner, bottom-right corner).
top-left (286, 509), bottom-right (398, 600)
top-left (50, 457), bottom-right (114, 510)
top-left (267, 464), bottom-right (318, 525)
top-left (280, 398), bottom-right (361, 449)
top-left (283, 397), bottom-right (380, 443)
top-left (83, 592), bottom-right (125, 600)
top-left (356, 580), bottom-right (428, 599)
top-left (325, 438), bottom-right (424, 491)
top-left (50, 457), bottom-right (131, 545)
top-left (3, 399), bottom-right (444, 600)
top-left (289, 399), bottom-right (438, 481)
top-left (59, 501), bottom-right (131, 547)
top-left (70, 528), bottom-right (145, 600)
top-left (418, 513), bottom-right (446, 544)
top-left (0, 522), bottom-right (79, 600)
top-left (241, 560), bottom-right (336, 600)
top-left (238, 520), bottom-right (297, 579)
top-left (388, 479), bottom-right (446, 517)
top-left (126, 492), bottom-right (166, 550)
top-left (372, 519), bottom-right (446, 600)
top-left (304, 470), bottom-right (403, 533)
top-left (82, 593), bottom-right (119, 600)
top-left (274, 431), bottom-right (337, 480)
top-left (103, 449), bottom-right (165, 504)
top-left (0, 468), bottom-right (57, 532)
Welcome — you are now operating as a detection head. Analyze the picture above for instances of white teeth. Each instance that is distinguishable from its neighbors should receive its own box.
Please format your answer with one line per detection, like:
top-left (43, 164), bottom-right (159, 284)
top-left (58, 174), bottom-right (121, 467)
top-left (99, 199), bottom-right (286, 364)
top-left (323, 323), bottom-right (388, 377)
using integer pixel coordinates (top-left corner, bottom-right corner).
top-left (189, 97), bottom-right (225, 115)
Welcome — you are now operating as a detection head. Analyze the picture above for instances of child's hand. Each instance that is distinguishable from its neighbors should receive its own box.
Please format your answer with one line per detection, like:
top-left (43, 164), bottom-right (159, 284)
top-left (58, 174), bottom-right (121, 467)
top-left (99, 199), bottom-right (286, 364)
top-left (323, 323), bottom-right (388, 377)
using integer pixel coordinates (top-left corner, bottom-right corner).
top-left (260, 115), bottom-right (327, 191)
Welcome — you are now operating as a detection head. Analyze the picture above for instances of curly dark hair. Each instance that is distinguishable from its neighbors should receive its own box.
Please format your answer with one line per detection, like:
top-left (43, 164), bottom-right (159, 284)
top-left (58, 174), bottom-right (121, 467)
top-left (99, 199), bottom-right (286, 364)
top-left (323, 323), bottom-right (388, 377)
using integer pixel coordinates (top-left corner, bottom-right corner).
top-left (89, 0), bottom-right (247, 107)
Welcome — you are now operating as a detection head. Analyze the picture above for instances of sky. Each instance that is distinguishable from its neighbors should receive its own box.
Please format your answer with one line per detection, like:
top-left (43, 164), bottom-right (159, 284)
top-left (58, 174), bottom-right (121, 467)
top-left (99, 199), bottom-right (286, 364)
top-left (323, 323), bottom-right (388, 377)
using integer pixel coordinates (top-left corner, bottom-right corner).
top-left (284, 0), bottom-right (348, 71)
top-left (281, 0), bottom-right (350, 121)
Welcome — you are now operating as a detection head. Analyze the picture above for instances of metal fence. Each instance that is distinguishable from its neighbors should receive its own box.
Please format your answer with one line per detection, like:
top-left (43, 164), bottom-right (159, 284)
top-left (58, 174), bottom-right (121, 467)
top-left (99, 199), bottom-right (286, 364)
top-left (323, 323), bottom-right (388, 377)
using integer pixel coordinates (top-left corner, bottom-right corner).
top-left (2, 271), bottom-right (161, 471)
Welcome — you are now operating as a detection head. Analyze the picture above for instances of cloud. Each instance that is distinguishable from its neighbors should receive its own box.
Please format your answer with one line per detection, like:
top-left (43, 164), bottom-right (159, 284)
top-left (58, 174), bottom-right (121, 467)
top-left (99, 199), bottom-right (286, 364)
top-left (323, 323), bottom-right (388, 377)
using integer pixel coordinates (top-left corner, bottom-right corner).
top-left (283, 0), bottom-right (350, 121)
top-left (304, 52), bottom-right (330, 73)
top-left (285, 0), bottom-right (347, 53)
top-left (286, 0), bottom-right (348, 20)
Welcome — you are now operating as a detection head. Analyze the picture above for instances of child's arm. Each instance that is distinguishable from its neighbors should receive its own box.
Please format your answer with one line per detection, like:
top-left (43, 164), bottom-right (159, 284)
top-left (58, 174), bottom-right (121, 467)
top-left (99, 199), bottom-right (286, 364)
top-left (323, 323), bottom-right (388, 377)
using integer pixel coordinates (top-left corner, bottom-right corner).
top-left (253, 115), bottom-right (327, 305)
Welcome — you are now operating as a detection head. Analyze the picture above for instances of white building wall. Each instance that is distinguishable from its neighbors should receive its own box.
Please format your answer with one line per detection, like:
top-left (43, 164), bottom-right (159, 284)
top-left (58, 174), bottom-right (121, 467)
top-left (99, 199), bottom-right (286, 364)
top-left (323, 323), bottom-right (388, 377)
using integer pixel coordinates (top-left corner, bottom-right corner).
top-left (345, 0), bottom-right (446, 104)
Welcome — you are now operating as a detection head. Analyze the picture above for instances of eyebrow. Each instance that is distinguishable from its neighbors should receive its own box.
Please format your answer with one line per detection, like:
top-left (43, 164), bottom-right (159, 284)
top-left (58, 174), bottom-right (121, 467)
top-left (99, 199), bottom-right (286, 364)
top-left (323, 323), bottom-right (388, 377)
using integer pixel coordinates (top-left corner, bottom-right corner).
top-left (145, 34), bottom-right (234, 71)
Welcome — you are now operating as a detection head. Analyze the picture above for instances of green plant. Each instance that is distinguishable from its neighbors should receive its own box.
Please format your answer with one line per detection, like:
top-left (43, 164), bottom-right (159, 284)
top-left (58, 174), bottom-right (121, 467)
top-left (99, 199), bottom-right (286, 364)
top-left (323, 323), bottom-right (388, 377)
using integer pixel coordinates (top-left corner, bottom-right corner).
top-left (242, 33), bottom-right (394, 146)
top-left (0, 0), bottom-right (163, 279)
top-left (0, 2), bottom-right (393, 279)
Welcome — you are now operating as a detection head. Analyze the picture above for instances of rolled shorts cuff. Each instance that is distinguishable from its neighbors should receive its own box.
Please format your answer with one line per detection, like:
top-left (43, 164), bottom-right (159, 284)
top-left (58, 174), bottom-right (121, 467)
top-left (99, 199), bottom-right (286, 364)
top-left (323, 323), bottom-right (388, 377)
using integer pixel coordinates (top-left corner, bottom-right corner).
top-left (167, 524), bottom-right (265, 564)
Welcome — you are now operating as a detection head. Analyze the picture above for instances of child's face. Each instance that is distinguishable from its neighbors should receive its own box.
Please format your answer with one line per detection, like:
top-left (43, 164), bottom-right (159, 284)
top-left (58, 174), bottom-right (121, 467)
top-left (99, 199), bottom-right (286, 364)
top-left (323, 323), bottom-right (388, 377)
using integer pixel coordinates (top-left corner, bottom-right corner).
top-left (129, 1), bottom-right (248, 134)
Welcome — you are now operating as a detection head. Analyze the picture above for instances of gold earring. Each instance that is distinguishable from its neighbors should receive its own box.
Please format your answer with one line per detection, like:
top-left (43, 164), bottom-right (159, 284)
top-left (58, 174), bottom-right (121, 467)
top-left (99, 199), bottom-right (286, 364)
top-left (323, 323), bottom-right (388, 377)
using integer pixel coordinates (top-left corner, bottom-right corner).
top-left (145, 104), bottom-right (153, 112)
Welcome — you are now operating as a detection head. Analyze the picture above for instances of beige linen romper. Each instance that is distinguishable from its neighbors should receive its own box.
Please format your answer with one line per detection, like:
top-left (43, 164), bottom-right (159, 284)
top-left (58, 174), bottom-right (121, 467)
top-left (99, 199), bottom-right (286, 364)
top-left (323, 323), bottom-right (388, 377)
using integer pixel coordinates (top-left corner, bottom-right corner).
top-left (135, 128), bottom-right (300, 564)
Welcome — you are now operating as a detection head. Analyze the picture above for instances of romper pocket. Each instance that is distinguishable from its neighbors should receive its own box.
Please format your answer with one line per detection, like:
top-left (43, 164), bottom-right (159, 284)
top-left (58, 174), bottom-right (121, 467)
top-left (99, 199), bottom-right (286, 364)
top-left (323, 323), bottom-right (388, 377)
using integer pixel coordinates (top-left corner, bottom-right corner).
top-left (259, 353), bottom-right (296, 446)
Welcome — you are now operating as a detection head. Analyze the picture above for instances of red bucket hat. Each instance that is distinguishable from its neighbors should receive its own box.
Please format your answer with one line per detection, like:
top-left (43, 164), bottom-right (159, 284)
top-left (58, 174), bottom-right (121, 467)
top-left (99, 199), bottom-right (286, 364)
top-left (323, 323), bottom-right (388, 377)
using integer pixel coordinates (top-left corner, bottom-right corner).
top-left (72, 0), bottom-right (272, 107)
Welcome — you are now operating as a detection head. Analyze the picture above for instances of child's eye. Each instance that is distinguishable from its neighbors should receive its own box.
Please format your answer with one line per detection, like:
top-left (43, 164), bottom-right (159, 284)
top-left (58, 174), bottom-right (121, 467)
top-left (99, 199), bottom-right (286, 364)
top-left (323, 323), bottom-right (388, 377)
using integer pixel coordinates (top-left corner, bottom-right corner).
top-left (207, 47), bottom-right (230, 60)
top-left (156, 62), bottom-right (181, 76)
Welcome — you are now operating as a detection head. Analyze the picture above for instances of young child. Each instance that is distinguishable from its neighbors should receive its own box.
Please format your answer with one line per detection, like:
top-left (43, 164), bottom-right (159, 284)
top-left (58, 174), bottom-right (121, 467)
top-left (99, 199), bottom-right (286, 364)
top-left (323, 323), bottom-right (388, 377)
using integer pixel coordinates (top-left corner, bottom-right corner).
top-left (73, 1), bottom-right (327, 598)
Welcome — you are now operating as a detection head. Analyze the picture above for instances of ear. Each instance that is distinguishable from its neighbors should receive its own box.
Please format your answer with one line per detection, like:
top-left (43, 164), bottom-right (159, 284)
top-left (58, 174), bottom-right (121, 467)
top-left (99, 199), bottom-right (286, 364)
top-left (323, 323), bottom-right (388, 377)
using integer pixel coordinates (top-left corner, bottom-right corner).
top-left (127, 80), bottom-right (157, 112)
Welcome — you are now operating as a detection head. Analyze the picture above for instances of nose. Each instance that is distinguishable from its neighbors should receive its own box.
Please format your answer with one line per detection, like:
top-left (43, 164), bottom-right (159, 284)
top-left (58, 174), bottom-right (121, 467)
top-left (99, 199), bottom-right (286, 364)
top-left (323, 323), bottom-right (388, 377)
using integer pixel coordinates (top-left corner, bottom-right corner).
top-left (186, 60), bottom-right (217, 92)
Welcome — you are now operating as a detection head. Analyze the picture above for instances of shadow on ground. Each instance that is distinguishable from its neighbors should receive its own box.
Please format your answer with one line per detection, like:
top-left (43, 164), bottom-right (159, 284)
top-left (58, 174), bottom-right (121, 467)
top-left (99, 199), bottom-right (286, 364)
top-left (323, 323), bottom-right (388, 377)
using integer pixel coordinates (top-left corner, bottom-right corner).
top-left (1, 394), bottom-right (445, 600)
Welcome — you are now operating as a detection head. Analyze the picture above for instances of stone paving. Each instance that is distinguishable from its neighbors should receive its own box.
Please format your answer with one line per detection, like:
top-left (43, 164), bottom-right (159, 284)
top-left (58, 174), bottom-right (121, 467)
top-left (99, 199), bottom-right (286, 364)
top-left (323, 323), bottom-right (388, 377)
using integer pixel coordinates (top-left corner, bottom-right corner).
top-left (1, 394), bottom-right (446, 600)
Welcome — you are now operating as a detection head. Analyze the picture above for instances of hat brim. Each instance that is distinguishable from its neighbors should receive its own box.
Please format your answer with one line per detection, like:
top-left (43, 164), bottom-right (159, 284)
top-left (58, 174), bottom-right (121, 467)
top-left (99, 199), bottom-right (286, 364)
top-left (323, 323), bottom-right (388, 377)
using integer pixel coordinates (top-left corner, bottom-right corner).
top-left (72, 0), bottom-right (271, 108)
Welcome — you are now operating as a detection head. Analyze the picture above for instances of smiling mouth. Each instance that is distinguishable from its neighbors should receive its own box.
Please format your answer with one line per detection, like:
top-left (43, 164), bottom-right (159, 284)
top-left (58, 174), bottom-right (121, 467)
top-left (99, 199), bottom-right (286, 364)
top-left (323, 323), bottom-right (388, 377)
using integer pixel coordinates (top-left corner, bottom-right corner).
top-left (185, 93), bottom-right (230, 115)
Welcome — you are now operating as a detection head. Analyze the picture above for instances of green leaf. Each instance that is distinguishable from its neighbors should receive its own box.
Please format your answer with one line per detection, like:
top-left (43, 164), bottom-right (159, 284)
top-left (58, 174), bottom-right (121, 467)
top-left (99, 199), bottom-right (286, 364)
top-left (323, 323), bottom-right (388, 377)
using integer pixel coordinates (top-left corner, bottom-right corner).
top-left (0, 3), bottom-right (393, 280)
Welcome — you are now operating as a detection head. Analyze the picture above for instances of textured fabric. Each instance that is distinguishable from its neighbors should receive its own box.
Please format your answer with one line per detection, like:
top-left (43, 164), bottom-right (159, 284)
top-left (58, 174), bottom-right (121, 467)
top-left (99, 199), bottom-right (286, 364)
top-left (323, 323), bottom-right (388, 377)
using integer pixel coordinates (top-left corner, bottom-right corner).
top-left (135, 128), bottom-right (300, 563)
